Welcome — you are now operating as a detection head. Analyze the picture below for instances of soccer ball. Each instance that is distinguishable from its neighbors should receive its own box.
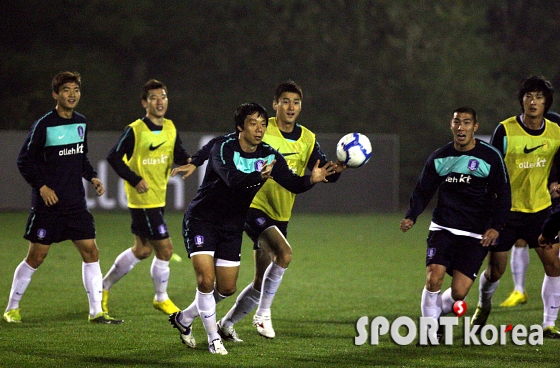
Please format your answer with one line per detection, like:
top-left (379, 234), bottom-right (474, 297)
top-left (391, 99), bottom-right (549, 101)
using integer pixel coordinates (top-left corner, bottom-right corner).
top-left (336, 133), bottom-right (372, 168)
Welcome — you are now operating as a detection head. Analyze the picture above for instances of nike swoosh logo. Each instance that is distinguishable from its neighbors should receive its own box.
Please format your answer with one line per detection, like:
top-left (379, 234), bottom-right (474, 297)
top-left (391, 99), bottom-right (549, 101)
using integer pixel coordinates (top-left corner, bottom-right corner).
top-left (149, 141), bottom-right (166, 150)
top-left (277, 147), bottom-right (298, 157)
top-left (58, 135), bottom-right (65, 139)
top-left (524, 144), bottom-right (545, 154)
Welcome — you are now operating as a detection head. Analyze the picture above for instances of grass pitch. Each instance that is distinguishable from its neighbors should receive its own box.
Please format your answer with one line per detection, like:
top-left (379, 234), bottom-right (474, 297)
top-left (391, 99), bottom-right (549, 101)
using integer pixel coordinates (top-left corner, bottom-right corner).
top-left (0, 211), bottom-right (557, 367)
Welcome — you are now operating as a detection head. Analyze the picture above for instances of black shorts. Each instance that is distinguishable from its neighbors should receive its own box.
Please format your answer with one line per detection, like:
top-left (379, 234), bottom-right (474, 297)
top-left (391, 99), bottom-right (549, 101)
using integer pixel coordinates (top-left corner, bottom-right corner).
top-left (23, 210), bottom-right (96, 245)
top-left (129, 207), bottom-right (169, 240)
top-left (491, 209), bottom-right (550, 252)
top-left (183, 217), bottom-right (242, 262)
top-left (426, 230), bottom-right (489, 281)
top-left (244, 208), bottom-right (288, 250)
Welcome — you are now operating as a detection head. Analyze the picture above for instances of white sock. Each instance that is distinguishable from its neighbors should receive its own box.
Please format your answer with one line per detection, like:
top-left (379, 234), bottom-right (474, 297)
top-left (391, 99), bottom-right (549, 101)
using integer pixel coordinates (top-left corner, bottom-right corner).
top-left (180, 286), bottom-right (228, 327)
top-left (196, 289), bottom-right (220, 343)
top-left (478, 271), bottom-right (499, 308)
top-left (440, 288), bottom-right (456, 316)
top-left (102, 248), bottom-right (141, 290)
top-left (542, 275), bottom-right (560, 328)
top-left (6, 260), bottom-right (36, 311)
top-left (83, 261), bottom-right (103, 317)
top-left (151, 257), bottom-right (170, 302)
top-left (511, 246), bottom-right (529, 293)
top-left (255, 262), bottom-right (285, 317)
top-left (421, 287), bottom-right (441, 319)
top-left (221, 284), bottom-right (261, 328)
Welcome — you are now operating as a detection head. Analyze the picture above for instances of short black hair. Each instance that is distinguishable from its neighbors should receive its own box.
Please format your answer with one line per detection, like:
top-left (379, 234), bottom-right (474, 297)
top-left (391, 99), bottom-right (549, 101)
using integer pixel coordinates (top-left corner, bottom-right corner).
top-left (142, 79), bottom-right (167, 101)
top-left (453, 106), bottom-right (477, 122)
top-left (274, 80), bottom-right (303, 102)
top-left (518, 75), bottom-right (554, 113)
top-left (234, 102), bottom-right (268, 131)
top-left (52, 71), bottom-right (81, 93)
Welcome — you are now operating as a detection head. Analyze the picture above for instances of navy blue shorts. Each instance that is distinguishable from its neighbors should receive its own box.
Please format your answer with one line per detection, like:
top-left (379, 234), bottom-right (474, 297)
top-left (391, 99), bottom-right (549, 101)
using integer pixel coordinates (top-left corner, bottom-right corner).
top-left (129, 207), bottom-right (169, 240)
top-left (23, 210), bottom-right (96, 245)
top-left (244, 208), bottom-right (288, 250)
top-left (491, 209), bottom-right (550, 252)
top-left (183, 217), bottom-right (242, 262)
top-left (426, 230), bottom-right (489, 281)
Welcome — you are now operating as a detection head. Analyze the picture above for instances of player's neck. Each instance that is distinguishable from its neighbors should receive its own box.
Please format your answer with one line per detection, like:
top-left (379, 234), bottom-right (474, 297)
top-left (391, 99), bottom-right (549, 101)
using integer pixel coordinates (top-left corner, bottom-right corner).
top-left (521, 113), bottom-right (544, 130)
top-left (146, 114), bottom-right (164, 126)
top-left (277, 118), bottom-right (295, 133)
top-left (55, 105), bottom-right (74, 119)
top-left (454, 139), bottom-right (476, 152)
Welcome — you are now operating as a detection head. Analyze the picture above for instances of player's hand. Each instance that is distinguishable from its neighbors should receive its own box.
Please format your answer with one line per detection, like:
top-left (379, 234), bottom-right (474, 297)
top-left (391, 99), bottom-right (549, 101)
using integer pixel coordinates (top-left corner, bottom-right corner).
top-left (333, 160), bottom-right (348, 173)
top-left (135, 179), bottom-right (149, 194)
top-left (310, 160), bottom-right (330, 184)
top-left (39, 185), bottom-right (58, 206)
top-left (321, 161), bottom-right (338, 178)
top-left (538, 234), bottom-right (555, 250)
top-left (400, 218), bottom-right (414, 233)
top-left (91, 178), bottom-right (105, 196)
top-left (550, 182), bottom-right (560, 199)
top-left (261, 159), bottom-right (276, 180)
top-left (171, 163), bottom-right (197, 179)
top-left (480, 228), bottom-right (499, 247)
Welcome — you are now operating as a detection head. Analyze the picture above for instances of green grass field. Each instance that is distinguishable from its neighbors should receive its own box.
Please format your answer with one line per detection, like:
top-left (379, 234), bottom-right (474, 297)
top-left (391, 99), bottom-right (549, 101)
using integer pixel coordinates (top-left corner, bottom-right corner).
top-left (0, 211), bottom-right (557, 367)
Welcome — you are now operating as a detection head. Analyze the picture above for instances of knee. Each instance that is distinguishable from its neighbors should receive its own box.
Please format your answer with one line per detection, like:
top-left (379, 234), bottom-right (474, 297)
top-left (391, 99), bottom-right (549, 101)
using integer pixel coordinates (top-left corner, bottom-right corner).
top-left (81, 247), bottom-right (99, 263)
top-left (273, 244), bottom-right (292, 268)
top-left (217, 285), bottom-right (237, 297)
top-left (25, 255), bottom-right (46, 269)
top-left (133, 248), bottom-right (151, 260)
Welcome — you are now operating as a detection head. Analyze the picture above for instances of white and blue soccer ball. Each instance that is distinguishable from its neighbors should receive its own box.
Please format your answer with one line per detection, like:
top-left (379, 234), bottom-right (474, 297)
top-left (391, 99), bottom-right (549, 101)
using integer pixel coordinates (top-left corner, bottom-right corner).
top-left (336, 133), bottom-right (372, 168)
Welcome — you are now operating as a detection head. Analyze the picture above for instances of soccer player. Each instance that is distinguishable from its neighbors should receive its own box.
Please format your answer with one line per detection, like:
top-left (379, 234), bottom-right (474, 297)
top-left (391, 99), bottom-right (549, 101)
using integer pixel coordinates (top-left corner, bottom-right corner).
top-left (168, 102), bottom-right (334, 355)
top-left (471, 75), bottom-right (560, 338)
top-left (101, 79), bottom-right (191, 315)
top-left (3, 71), bottom-right (122, 324)
top-left (503, 110), bottom-right (560, 306)
top-left (400, 106), bottom-right (511, 344)
top-left (171, 81), bottom-right (345, 342)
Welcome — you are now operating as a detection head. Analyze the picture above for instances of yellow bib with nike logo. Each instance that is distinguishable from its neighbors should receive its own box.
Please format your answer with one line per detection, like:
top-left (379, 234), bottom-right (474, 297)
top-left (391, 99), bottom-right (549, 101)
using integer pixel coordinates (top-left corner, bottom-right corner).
top-left (502, 116), bottom-right (560, 212)
top-left (123, 118), bottom-right (176, 208)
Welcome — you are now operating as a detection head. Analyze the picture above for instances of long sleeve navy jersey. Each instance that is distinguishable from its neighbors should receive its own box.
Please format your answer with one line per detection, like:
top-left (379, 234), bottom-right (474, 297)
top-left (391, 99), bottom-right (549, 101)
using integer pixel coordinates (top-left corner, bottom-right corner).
top-left (17, 109), bottom-right (97, 214)
top-left (190, 128), bottom-right (341, 183)
top-left (107, 117), bottom-right (190, 187)
top-left (405, 139), bottom-right (511, 235)
top-left (186, 136), bottom-right (314, 231)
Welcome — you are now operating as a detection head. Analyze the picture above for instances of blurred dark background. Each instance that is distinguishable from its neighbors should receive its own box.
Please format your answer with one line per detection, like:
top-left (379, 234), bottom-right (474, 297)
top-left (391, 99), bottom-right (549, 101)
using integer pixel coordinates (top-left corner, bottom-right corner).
top-left (2, 0), bottom-right (560, 207)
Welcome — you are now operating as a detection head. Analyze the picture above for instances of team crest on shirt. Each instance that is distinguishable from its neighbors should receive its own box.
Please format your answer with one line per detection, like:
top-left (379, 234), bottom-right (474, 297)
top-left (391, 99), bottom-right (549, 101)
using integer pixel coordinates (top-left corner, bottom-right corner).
top-left (158, 224), bottom-right (167, 235)
top-left (37, 228), bottom-right (46, 240)
top-left (467, 159), bottom-right (479, 171)
top-left (255, 160), bottom-right (266, 171)
top-left (194, 235), bottom-right (204, 247)
top-left (77, 125), bottom-right (85, 139)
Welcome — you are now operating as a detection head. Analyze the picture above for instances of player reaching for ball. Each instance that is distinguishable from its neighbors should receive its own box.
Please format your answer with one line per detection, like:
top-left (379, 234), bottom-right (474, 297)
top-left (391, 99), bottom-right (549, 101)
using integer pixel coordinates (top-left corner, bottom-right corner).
top-left (169, 102), bottom-right (334, 355)
top-left (170, 81), bottom-right (346, 343)
top-left (400, 106), bottom-right (511, 344)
